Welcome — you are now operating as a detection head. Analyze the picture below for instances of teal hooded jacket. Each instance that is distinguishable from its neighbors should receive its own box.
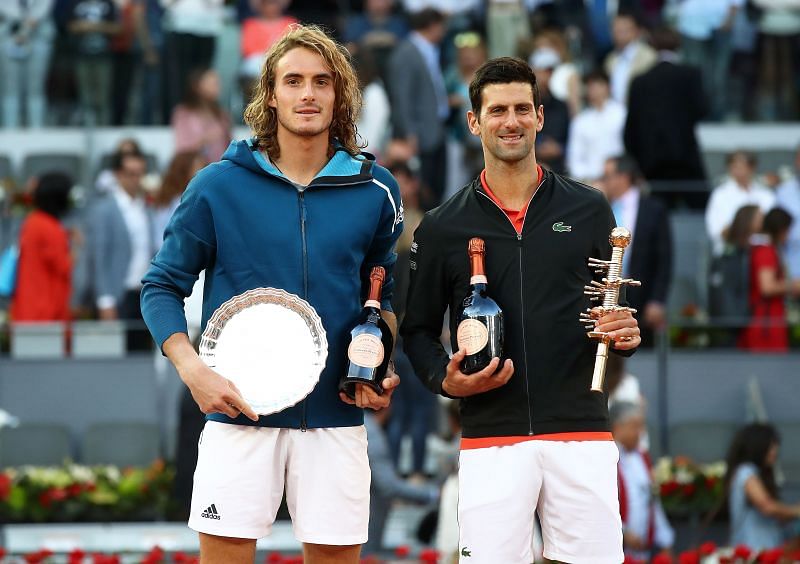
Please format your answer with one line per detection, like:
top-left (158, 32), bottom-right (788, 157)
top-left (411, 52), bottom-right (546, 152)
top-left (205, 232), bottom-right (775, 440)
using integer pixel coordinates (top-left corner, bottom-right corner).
top-left (141, 138), bottom-right (403, 429)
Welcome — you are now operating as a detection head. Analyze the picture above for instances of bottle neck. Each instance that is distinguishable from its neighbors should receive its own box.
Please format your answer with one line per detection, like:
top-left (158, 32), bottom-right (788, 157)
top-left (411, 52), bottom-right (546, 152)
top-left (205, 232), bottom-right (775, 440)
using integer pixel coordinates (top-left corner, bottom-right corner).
top-left (469, 252), bottom-right (487, 288)
top-left (364, 276), bottom-right (383, 310)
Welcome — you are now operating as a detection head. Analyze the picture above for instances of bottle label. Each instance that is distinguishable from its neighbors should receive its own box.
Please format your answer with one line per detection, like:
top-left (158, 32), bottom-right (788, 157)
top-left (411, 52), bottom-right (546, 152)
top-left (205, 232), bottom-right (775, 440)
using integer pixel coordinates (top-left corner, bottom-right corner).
top-left (457, 319), bottom-right (489, 355)
top-left (348, 334), bottom-right (384, 368)
top-left (470, 275), bottom-right (487, 285)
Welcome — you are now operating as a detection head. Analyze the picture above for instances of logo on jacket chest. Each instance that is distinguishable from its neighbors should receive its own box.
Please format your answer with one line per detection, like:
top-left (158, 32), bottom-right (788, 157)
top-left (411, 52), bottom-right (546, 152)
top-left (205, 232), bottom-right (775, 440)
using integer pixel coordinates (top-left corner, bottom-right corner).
top-left (552, 221), bottom-right (572, 232)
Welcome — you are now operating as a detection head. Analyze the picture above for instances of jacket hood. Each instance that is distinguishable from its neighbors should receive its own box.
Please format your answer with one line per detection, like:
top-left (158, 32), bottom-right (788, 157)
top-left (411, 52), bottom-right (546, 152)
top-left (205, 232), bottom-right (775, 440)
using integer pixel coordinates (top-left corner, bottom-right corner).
top-left (221, 138), bottom-right (376, 186)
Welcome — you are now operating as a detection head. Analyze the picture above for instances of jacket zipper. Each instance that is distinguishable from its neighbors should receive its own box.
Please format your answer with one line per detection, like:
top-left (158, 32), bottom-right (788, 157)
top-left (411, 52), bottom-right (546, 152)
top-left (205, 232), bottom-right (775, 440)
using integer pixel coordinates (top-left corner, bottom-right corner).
top-left (476, 179), bottom-right (544, 436)
top-left (298, 189), bottom-right (309, 431)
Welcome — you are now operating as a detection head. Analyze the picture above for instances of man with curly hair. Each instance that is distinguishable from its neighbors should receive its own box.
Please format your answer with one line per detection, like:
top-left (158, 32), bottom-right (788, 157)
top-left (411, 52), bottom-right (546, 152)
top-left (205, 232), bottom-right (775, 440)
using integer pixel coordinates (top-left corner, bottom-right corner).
top-left (141, 24), bottom-right (403, 564)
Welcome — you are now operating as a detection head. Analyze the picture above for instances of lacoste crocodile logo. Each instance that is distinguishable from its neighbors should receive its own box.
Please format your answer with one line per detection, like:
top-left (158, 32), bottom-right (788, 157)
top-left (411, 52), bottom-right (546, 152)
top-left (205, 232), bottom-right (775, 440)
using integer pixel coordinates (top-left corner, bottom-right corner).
top-left (461, 547), bottom-right (472, 557)
top-left (552, 221), bottom-right (572, 232)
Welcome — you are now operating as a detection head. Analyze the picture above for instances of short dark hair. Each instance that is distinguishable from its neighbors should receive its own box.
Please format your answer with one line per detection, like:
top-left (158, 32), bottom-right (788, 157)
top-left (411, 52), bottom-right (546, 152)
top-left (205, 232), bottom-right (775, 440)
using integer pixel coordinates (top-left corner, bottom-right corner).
top-left (726, 149), bottom-right (757, 169)
top-left (408, 8), bottom-right (444, 31)
top-left (650, 26), bottom-right (681, 52)
top-left (762, 207), bottom-right (793, 242)
top-left (111, 151), bottom-right (147, 173)
top-left (584, 69), bottom-right (609, 85)
top-left (469, 57), bottom-right (541, 115)
top-left (607, 154), bottom-right (641, 184)
top-left (33, 172), bottom-right (73, 218)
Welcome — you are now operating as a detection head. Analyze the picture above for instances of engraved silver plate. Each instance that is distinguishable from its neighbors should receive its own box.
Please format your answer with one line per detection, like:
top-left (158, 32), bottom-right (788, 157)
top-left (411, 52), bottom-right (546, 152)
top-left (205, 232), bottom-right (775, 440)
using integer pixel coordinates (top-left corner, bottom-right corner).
top-left (198, 288), bottom-right (328, 415)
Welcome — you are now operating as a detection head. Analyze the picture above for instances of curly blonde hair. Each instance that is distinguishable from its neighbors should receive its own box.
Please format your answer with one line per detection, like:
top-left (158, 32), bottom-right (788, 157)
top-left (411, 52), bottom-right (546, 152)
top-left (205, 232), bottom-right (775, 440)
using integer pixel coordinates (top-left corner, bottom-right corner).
top-left (244, 24), bottom-right (364, 161)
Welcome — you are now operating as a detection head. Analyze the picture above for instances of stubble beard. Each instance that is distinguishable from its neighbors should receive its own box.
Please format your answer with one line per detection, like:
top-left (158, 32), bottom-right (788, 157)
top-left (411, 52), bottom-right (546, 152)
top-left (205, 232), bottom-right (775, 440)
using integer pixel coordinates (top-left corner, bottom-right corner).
top-left (277, 108), bottom-right (333, 139)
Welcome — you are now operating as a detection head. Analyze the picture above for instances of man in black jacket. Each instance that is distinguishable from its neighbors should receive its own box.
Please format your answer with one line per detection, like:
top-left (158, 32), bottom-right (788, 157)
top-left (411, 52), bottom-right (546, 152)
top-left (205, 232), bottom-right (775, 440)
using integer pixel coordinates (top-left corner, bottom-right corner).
top-left (401, 57), bottom-right (640, 564)
top-left (603, 154), bottom-right (673, 346)
top-left (623, 27), bottom-right (709, 209)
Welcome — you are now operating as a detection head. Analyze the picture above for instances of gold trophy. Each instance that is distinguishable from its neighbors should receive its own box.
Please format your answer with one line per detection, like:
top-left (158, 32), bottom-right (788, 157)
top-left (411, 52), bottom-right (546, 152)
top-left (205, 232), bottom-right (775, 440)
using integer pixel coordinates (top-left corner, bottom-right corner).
top-left (579, 227), bottom-right (640, 392)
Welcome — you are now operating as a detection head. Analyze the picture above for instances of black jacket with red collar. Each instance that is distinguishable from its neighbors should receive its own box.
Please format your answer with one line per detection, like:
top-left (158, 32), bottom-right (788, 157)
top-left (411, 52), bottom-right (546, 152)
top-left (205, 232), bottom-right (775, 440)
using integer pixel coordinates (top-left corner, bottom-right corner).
top-left (400, 169), bottom-right (636, 439)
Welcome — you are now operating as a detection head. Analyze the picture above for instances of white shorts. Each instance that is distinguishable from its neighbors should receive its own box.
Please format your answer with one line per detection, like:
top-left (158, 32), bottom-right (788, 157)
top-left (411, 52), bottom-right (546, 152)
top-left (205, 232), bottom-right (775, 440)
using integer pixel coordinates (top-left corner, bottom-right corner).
top-left (189, 421), bottom-right (370, 545)
top-left (458, 439), bottom-right (622, 564)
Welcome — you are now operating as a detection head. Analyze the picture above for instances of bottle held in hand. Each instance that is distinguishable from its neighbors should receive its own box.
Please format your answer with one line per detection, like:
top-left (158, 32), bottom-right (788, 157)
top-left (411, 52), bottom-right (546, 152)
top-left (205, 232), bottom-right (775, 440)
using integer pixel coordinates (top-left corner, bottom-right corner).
top-left (340, 266), bottom-right (394, 399)
top-left (455, 238), bottom-right (504, 374)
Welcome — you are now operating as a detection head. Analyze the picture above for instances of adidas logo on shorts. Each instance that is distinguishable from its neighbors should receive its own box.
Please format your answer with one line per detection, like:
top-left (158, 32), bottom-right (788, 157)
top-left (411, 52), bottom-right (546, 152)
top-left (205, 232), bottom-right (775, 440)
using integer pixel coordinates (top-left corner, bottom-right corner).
top-left (201, 504), bottom-right (221, 520)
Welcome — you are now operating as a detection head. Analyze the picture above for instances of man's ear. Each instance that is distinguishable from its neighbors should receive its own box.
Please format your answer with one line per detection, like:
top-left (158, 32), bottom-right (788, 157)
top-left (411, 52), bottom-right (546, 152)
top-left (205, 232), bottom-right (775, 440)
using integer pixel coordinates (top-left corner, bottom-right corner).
top-left (467, 110), bottom-right (481, 137)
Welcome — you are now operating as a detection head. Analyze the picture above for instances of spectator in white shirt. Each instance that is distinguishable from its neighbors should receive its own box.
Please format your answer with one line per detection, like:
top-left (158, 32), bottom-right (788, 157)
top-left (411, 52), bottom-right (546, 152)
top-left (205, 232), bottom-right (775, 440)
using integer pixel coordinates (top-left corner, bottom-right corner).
top-left (706, 150), bottom-right (776, 256)
top-left (604, 12), bottom-right (657, 105)
top-left (776, 145), bottom-right (800, 279)
top-left (611, 401), bottom-right (674, 563)
top-left (566, 70), bottom-right (626, 183)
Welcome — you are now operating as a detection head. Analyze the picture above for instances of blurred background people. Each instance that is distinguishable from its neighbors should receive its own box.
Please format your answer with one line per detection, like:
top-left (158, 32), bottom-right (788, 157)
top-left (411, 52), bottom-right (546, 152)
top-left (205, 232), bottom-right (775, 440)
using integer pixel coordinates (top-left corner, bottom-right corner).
top-left (602, 155), bottom-right (672, 345)
top-left (151, 150), bottom-right (207, 250)
top-left (529, 46), bottom-right (569, 174)
top-left (611, 401), bottom-right (675, 563)
top-left (388, 8), bottom-right (449, 209)
top-left (0, 0), bottom-right (55, 128)
top-left (566, 70), bottom-right (626, 184)
top-left (171, 68), bottom-right (232, 162)
top-left (604, 11), bottom-right (656, 105)
top-left (708, 204), bottom-right (763, 343)
top-left (725, 423), bottom-right (800, 552)
top-left (363, 407), bottom-right (439, 557)
top-left (10, 173), bottom-right (75, 322)
top-left (444, 30), bottom-right (486, 195)
top-left (67, 0), bottom-right (120, 125)
top-left (706, 150), bottom-right (776, 256)
top-left (354, 48), bottom-right (391, 159)
top-left (86, 151), bottom-right (154, 348)
top-left (776, 145), bottom-right (800, 279)
top-left (739, 207), bottom-right (800, 352)
top-left (239, 0), bottom-right (297, 104)
top-left (161, 0), bottom-right (224, 113)
top-left (624, 26), bottom-right (708, 209)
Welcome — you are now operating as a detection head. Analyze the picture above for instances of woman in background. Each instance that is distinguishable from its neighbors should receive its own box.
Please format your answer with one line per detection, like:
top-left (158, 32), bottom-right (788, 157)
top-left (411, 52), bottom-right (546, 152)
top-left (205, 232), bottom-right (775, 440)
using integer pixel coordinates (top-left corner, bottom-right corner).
top-left (726, 423), bottom-right (800, 551)
top-left (739, 207), bottom-right (800, 351)
top-left (151, 150), bottom-right (207, 250)
top-left (171, 68), bottom-right (232, 162)
top-left (11, 173), bottom-right (75, 321)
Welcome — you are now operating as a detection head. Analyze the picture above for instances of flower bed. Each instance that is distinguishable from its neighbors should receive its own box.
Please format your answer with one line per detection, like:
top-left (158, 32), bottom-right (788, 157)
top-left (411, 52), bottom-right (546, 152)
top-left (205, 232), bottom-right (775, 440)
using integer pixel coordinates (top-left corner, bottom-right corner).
top-left (654, 456), bottom-right (726, 516)
top-left (0, 461), bottom-right (174, 523)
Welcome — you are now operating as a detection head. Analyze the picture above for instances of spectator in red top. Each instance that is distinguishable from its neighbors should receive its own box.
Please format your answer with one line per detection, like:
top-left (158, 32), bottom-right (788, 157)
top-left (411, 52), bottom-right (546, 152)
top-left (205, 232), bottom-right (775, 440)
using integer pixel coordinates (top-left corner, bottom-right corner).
top-left (11, 173), bottom-right (76, 322)
top-left (739, 207), bottom-right (800, 352)
top-left (239, 0), bottom-right (297, 101)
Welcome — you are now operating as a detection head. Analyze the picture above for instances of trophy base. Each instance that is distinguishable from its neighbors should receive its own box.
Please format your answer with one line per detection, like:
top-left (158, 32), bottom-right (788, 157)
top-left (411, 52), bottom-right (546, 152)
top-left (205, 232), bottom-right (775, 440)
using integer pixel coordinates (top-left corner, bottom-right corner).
top-left (339, 376), bottom-right (385, 400)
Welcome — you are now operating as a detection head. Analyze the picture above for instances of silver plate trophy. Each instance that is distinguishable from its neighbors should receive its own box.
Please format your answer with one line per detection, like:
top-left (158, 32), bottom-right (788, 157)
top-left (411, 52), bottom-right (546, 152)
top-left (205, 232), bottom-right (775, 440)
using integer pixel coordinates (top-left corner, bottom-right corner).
top-left (198, 288), bottom-right (328, 415)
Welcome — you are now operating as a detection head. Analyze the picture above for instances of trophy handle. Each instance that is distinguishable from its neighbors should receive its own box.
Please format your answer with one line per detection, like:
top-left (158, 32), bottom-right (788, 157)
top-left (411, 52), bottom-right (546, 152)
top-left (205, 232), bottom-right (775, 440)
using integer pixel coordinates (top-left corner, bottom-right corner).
top-left (590, 340), bottom-right (610, 392)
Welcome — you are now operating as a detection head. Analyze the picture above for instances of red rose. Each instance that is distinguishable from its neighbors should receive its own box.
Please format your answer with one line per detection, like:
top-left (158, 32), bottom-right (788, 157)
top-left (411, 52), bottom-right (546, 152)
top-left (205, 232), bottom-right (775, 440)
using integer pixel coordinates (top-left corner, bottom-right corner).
top-left (733, 544), bottom-right (752, 559)
top-left (419, 548), bottom-right (439, 562)
top-left (86, 482), bottom-right (97, 492)
top-left (719, 557), bottom-right (732, 564)
top-left (394, 545), bottom-right (411, 558)
top-left (0, 547), bottom-right (7, 559)
top-left (756, 548), bottom-right (783, 563)
top-left (653, 552), bottom-right (675, 564)
top-left (67, 484), bottom-right (84, 498)
top-left (677, 551), bottom-right (699, 564)
top-left (699, 541), bottom-right (717, 556)
top-left (38, 491), bottom-right (52, 508)
top-left (264, 554), bottom-right (283, 564)
top-left (0, 474), bottom-right (11, 501)
top-left (660, 481), bottom-right (680, 496)
top-left (705, 476), bottom-right (718, 490)
top-left (681, 483), bottom-right (696, 497)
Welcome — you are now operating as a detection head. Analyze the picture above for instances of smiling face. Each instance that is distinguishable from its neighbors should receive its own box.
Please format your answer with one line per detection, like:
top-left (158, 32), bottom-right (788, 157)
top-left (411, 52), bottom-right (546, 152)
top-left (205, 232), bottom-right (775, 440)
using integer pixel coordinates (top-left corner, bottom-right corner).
top-left (467, 82), bottom-right (543, 166)
top-left (268, 47), bottom-right (336, 141)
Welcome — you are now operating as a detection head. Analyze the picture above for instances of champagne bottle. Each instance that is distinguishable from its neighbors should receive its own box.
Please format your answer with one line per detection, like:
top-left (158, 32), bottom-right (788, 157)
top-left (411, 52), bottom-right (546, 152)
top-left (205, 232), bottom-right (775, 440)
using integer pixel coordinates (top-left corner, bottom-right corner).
top-left (455, 238), bottom-right (504, 374)
top-left (340, 266), bottom-right (394, 399)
